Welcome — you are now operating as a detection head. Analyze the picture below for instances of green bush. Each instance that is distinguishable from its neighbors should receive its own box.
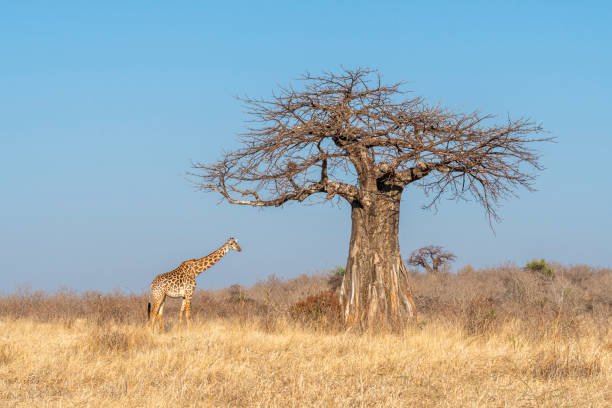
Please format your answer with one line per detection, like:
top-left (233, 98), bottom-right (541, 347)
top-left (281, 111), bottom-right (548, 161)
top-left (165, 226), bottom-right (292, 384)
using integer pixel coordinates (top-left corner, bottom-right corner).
top-left (327, 266), bottom-right (346, 290)
top-left (332, 266), bottom-right (345, 276)
top-left (526, 259), bottom-right (555, 279)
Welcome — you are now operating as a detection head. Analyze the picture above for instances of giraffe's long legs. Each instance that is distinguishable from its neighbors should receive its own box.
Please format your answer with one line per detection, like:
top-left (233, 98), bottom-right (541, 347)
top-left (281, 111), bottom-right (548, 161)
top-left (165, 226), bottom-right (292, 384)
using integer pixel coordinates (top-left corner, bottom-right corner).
top-left (184, 298), bottom-right (192, 329)
top-left (150, 300), bottom-right (161, 332)
top-left (178, 298), bottom-right (187, 330)
top-left (150, 294), bottom-right (167, 333)
top-left (157, 301), bottom-right (166, 333)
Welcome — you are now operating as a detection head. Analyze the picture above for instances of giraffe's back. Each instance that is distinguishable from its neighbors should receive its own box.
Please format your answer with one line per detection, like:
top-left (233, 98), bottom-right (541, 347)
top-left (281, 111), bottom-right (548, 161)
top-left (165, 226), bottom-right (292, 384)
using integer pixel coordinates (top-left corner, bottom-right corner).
top-left (151, 268), bottom-right (195, 298)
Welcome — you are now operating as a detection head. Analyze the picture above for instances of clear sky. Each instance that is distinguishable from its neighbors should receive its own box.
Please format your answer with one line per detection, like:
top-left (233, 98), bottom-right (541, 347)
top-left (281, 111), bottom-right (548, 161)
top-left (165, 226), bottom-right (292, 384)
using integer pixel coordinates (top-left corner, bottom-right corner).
top-left (1, 1), bottom-right (611, 293)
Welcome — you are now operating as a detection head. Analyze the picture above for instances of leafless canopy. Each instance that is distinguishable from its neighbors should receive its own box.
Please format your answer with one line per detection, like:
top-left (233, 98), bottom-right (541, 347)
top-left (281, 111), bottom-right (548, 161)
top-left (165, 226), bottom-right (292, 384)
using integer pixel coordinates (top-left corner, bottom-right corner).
top-left (407, 245), bottom-right (457, 274)
top-left (191, 68), bottom-right (549, 222)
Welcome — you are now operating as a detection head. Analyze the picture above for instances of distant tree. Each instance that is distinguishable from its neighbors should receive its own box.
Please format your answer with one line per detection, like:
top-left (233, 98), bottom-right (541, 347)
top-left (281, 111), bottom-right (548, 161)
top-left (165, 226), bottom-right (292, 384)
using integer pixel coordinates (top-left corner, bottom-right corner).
top-left (191, 68), bottom-right (550, 330)
top-left (407, 245), bottom-right (456, 274)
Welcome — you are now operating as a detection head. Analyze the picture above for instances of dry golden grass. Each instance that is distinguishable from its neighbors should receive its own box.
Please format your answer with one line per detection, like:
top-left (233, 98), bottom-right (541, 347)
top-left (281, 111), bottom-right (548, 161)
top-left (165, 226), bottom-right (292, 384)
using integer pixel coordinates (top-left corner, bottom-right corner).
top-left (1, 265), bottom-right (610, 406)
top-left (1, 316), bottom-right (610, 407)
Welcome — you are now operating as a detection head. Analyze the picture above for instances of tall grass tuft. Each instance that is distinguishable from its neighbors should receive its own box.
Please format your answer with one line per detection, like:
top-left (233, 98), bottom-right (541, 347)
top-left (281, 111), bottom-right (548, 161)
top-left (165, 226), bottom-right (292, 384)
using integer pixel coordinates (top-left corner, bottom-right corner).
top-left (83, 325), bottom-right (155, 354)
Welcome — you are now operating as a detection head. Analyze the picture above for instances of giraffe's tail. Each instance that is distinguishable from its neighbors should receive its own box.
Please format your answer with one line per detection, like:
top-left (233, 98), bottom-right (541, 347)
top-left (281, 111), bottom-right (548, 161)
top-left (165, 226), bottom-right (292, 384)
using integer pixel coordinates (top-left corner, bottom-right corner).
top-left (147, 288), bottom-right (151, 320)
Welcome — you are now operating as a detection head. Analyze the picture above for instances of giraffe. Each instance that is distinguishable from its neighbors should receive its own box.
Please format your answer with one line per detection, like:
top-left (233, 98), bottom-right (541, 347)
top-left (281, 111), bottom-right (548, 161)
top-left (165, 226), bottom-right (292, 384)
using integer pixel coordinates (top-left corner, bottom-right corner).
top-left (147, 237), bottom-right (242, 333)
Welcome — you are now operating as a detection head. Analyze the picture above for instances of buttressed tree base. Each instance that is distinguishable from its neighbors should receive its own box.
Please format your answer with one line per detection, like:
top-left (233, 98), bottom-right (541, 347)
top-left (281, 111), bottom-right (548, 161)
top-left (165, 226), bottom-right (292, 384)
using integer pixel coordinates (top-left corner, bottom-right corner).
top-left (192, 68), bottom-right (550, 330)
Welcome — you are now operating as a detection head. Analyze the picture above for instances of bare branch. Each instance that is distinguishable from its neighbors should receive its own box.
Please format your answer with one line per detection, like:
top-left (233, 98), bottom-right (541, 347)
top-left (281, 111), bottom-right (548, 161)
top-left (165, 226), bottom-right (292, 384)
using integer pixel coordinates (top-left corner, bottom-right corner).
top-left (190, 68), bottom-right (550, 223)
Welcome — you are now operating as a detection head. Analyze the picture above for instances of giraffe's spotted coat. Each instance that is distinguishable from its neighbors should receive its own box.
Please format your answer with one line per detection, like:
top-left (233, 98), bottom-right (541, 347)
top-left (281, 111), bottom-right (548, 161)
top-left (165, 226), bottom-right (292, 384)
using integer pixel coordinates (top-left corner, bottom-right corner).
top-left (148, 238), bottom-right (241, 332)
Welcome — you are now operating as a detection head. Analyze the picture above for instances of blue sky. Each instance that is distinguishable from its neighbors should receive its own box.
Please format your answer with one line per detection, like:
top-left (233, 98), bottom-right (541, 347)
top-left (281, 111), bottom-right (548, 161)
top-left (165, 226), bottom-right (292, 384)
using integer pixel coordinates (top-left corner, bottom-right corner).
top-left (1, 1), bottom-right (611, 292)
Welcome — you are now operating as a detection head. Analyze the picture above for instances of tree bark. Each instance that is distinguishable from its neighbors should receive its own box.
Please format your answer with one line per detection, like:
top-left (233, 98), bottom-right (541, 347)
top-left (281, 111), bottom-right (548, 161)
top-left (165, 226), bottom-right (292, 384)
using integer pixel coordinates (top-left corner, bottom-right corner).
top-left (339, 191), bottom-right (417, 330)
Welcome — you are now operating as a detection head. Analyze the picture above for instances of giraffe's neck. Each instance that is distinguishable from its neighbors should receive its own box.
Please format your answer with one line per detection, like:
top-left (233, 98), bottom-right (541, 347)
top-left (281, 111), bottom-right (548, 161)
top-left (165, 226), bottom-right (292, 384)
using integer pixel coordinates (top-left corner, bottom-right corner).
top-left (191, 244), bottom-right (230, 277)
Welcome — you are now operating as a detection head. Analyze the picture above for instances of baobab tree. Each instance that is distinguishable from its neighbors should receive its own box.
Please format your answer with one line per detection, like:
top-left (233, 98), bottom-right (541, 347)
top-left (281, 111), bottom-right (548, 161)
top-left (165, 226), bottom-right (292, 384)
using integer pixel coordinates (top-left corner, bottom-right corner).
top-left (407, 245), bottom-right (456, 275)
top-left (191, 68), bottom-right (549, 330)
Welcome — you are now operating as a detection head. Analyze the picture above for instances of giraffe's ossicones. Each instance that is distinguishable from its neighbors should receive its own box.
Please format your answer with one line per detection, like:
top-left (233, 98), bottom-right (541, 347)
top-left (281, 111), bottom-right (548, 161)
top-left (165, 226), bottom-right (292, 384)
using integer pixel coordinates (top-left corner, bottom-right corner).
top-left (147, 237), bottom-right (242, 333)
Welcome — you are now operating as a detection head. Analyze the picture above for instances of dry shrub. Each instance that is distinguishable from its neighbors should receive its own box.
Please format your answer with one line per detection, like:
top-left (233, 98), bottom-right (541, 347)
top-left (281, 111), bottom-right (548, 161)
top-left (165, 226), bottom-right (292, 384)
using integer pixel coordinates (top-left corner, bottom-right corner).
top-left (289, 290), bottom-right (342, 331)
top-left (411, 264), bottom-right (611, 338)
top-left (257, 314), bottom-right (289, 334)
top-left (84, 325), bottom-right (154, 354)
top-left (462, 296), bottom-right (499, 336)
top-left (226, 284), bottom-right (250, 304)
top-left (529, 346), bottom-right (602, 379)
top-left (181, 290), bottom-right (258, 322)
top-left (1, 264), bottom-right (610, 337)
top-left (327, 273), bottom-right (344, 291)
top-left (249, 273), bottom-right (331, 308)
top-left (0, 288), bottom-right (147, 325)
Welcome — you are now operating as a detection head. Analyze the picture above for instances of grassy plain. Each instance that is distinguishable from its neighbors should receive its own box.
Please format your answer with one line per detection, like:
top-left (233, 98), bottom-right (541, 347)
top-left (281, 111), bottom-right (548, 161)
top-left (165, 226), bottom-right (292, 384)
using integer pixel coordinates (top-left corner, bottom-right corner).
top-left (1, 264), bottom-right (610, 407)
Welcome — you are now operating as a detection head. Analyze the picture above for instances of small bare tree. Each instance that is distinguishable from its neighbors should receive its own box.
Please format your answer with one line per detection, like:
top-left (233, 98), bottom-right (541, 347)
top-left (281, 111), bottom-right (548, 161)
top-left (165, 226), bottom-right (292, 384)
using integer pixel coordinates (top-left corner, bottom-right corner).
top-left (191, 68), bottom-right (550, 329)
top-left (407, 245), bottom-right (456, 274)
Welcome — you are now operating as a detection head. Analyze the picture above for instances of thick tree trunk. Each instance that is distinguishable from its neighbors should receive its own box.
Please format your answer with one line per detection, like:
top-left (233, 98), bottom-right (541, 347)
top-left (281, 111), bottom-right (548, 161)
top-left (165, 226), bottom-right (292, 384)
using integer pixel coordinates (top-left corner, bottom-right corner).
top-left (339, 191), bottom-right (417, 330)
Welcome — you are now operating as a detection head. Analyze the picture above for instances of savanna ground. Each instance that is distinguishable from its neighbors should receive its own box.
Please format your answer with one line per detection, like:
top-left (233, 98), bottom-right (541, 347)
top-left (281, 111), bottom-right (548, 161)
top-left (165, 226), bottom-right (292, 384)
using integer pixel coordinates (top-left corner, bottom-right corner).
top-left (1, 264), bottom-right (610, 407)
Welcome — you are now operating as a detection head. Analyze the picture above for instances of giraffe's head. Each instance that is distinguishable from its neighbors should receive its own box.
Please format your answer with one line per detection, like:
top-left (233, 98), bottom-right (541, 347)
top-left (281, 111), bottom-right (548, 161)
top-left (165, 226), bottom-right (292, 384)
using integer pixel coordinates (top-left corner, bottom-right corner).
top-left (226, 237), bottom-right (242, 252)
